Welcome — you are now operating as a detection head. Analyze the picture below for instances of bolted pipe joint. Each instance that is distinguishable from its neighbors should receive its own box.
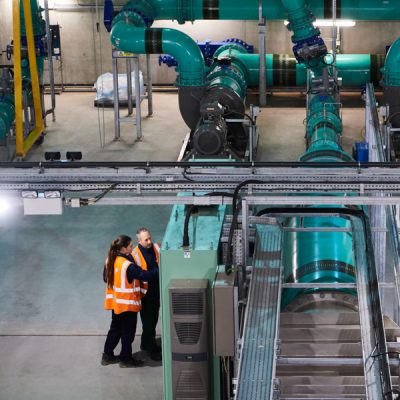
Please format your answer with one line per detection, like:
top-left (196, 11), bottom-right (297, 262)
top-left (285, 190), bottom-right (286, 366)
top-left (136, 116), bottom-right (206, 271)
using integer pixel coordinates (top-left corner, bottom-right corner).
top-left (114, 0), bottom-right (155, 27)
top-left (281, 0), bottom-right (327, 68)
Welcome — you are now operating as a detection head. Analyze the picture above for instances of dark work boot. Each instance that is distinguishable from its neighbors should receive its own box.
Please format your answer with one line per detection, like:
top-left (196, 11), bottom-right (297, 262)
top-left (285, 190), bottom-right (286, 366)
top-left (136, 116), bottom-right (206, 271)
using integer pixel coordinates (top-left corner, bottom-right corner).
top-left (119, 357), bottom-right (144, 368)
top-left (101, 353), bottom-right (119, 366)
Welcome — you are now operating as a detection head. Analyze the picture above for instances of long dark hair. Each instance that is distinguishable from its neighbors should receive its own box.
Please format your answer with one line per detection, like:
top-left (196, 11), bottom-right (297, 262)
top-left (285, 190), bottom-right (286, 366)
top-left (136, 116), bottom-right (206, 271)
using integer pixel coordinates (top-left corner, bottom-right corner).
top-left (106, 235), bottom-right (132, 288)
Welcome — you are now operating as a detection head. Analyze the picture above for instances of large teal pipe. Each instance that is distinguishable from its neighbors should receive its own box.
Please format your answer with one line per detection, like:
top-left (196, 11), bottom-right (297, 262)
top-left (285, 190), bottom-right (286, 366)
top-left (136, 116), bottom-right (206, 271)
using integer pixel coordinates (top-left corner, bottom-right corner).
top-left (282, 209), bottom-right (356, 309)
top-left (382, 37), bottom-right (400, 87)
top-left (213, 50), bottom-right (384, 87)
top-left (281, 93), bottom-right (356, 308)
top-left (110, 18), bottom-right (205, 86)
top-left (281, 0), bottom-right (319, 42)
top-left (383, 38), bottom-right (400, 128)
top-left (121, 0), bottom-right (400, 23)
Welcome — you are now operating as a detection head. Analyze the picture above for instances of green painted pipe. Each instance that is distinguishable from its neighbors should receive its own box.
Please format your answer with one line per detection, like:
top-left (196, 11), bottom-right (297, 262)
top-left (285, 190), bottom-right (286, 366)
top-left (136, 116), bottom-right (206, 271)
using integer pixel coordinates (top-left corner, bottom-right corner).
top-left (382, 37), bottom-right (400, 87)
top-left (211, 47), bottom-right (384, 87)
top-left (110, 21), bottom-right (205, 86)
top-left (122, 0), bottom-right (400, 22)
top-left (281, 0), bottom-right (319, 42)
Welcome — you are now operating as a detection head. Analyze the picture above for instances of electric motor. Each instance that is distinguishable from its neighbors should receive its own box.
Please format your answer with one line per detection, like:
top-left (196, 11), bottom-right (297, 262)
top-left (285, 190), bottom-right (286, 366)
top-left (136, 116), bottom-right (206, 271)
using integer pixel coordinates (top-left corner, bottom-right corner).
top-left (193, 115), bottom-right (227, 156)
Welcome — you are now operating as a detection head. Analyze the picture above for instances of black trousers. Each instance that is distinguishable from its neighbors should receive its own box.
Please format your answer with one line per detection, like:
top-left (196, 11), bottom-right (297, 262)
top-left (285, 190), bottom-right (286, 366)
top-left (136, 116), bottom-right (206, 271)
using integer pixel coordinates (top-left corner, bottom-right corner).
top-left (140, 296), bottom-right (160, 352)
top-left (104, 311), bottom-right (138, 361)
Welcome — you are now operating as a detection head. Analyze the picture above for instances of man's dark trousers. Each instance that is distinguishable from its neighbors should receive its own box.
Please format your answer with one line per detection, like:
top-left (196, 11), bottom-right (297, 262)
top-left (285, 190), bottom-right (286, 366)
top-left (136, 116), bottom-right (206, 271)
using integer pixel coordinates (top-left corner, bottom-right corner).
top-left (140, 296), bottom-right (160, 352)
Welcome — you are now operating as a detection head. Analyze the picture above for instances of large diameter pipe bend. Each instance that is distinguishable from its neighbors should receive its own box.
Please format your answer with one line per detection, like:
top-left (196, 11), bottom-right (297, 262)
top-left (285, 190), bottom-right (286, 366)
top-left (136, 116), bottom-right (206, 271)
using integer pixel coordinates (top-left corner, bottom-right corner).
top-left (110, 22), bottom-right (205, 87)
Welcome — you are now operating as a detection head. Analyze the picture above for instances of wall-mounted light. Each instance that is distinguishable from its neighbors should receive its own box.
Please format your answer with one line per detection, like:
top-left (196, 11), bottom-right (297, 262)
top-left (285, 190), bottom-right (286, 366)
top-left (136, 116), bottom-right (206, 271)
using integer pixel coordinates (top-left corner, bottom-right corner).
top-left (284, 19), bottom-right (356, 28)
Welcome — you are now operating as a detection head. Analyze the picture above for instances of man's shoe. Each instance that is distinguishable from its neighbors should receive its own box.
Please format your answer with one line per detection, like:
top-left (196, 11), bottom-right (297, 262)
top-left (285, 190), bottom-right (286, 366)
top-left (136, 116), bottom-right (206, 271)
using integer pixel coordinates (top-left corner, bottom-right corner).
top-left (101, 353), bottom-right (119, 366)
top-left (149, 351), bottom-right (162, 361)
top-left (119, 357), bottom-right (144, 368)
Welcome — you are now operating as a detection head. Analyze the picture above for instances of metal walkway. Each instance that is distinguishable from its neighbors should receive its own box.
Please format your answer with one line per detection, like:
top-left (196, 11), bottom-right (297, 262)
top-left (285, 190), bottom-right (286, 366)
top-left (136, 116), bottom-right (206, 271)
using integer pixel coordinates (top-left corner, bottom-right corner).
top-left (235, 225), bottom-right (282, 400)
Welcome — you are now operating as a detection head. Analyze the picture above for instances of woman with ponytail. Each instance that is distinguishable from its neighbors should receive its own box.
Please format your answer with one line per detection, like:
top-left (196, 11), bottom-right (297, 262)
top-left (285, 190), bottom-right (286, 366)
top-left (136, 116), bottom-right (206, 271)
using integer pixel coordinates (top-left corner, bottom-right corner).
top-left (102, 235), bottom-right (159, 368)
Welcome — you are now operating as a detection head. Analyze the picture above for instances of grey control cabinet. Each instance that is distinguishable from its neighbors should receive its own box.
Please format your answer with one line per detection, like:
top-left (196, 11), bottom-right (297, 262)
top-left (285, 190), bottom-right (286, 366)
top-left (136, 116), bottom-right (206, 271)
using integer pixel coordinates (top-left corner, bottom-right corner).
top-left (169, 279), bottom-right (209, 400)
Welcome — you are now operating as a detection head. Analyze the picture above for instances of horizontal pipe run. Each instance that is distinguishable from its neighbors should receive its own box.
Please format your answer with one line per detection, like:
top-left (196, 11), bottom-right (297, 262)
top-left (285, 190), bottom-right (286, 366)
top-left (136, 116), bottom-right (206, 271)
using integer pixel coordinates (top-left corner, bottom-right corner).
top-left (207, 50), bottom-right (384, 87)
top-left (127, 0), bottom-right (400, 21)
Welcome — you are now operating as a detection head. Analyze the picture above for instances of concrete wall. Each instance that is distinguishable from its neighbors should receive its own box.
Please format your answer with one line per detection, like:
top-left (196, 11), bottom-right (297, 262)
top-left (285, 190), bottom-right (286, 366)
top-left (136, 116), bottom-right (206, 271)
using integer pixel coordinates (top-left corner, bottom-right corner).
top-left (1, 0), bottom-right (400, 85)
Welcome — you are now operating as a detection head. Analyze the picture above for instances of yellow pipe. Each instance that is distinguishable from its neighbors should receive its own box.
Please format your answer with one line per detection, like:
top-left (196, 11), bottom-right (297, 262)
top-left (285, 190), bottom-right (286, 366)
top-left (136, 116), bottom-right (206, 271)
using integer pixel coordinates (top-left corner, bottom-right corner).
top-left (13, 0), bottom-right (23, 156)
top-left (21, 0), bottom-right (43, 157)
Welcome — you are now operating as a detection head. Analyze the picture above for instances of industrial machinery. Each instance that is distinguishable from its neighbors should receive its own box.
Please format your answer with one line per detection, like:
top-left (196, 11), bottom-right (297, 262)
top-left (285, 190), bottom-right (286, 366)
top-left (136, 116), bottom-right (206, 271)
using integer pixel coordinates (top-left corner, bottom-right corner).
top-left (0, 0), bottom-right (58, 159)
top-left (3, 0), bottom-right (400, 399)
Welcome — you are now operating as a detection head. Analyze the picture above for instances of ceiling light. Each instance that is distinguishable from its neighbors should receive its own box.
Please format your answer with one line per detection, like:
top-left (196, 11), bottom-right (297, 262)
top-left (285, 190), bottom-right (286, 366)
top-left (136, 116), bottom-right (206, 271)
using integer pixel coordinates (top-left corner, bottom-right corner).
top-left (284, 19), bottom-right (356, 28)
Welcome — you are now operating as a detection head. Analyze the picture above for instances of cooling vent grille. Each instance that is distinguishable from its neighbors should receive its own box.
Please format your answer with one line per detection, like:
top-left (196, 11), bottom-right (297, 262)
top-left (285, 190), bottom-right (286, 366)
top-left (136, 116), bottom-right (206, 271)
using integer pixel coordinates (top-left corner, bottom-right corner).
top-left (174, 322), bottom-right (202, 345)
top-left (176, 370), bottom-right (207, 400)
top-left (172, 292), bottom-right (204, 315)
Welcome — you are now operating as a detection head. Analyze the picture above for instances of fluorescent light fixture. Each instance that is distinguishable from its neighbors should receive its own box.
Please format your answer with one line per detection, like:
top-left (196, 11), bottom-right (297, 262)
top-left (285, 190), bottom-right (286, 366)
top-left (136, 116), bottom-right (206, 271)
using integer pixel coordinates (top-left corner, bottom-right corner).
top-left (284, 19), bottom-right (356, 27)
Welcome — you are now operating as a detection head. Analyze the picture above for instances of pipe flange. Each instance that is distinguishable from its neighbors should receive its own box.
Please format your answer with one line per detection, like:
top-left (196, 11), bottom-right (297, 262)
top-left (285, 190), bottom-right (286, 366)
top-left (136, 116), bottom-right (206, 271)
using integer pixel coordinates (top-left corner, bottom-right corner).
top-left (223, 38), bottom-right (252, 53)
top-left (115, 0), bottom-right (155, 27)
top-left (284, 291), bottom-right (358, 312)
top-left (207, 66), bottom-right (247, 98)
top-left (213, 43), bottom-right (248, 60)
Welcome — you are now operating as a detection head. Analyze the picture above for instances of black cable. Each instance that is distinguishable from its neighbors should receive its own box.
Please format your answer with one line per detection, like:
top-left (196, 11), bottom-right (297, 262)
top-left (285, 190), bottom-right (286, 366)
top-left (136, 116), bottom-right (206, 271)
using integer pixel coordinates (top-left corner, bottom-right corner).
top-left (372, 351), bottom-right (400, 358)
top-left (182, 191), bottom-right (234, 248)
top-left (182, 204), bottom-right (197, 247)
top-left (232, 179), bottom-right (264, 214)
top-left (80, 183), bottom-right (118, 205)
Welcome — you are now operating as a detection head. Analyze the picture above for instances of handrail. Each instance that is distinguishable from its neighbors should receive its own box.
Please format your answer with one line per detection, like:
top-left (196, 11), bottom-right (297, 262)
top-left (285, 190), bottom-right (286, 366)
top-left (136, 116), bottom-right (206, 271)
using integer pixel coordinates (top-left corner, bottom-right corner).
top-left (366, 82), bottom-right (400, 325)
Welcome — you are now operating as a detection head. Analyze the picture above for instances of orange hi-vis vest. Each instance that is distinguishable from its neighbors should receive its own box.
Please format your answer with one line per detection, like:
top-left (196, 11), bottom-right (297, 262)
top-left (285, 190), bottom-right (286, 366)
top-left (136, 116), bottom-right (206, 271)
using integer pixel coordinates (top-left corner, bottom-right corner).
top-left (104, 255), bottom-right (142, 314)
top-left (132, 243), bottom-right (160, 298)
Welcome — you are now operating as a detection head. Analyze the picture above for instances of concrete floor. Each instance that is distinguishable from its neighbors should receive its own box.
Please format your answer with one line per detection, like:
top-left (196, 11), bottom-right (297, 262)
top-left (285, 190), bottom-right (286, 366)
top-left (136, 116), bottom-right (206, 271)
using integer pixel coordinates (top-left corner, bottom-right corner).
top-left (22, 91), bottom-right (365, 162)
top-left (0, 91), bottom-right (366, 400)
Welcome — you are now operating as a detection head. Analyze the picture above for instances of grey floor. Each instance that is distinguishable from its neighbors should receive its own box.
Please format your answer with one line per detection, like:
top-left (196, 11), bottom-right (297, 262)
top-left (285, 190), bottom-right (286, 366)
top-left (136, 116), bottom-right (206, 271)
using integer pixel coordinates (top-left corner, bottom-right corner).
top-left (0, 91), bottom-right (365, 400)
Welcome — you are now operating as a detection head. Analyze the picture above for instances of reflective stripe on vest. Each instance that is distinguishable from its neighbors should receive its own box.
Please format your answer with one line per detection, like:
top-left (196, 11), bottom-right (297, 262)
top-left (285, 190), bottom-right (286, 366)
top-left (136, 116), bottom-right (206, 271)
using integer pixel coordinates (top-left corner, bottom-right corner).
top-left (132, 243), bottom-right (160, 298)
top-left (104, 256), bottom-right (142, 313)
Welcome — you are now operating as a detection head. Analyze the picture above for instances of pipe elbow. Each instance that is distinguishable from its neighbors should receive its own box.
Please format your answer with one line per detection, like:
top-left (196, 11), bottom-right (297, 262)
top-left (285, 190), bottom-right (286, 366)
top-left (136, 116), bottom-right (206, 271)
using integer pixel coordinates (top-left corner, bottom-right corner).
top-left (161, 28), bottom-right (205, 85)
top-left (383, 38), bottom-right (400, 86)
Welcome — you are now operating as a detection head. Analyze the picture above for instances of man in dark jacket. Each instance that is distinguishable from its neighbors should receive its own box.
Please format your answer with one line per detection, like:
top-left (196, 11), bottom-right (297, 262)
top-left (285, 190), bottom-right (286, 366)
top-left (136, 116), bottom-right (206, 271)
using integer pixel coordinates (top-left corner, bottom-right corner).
top-left (132, 227), bottom-right (162, 361)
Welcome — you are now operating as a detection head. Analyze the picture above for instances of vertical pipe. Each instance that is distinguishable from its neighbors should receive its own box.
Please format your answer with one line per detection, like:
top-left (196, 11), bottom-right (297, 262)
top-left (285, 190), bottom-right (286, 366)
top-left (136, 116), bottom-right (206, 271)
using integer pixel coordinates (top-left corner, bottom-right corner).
top-left (112, 56), bottom-right (120, 140)
top-left (44, 0), bottom-right (56, 122)
top-left (146, 54), bottom-right (153, 116)
top-left (134, 56), bottom-right (142, 140)
top-left (258, 0), bottom-right (266, 106)
top-left (126, 58), bottom-right (133, 116)
top-left (331, 0), bottom-right (337, 67)
top-left (13, 0), bottom-right (23, 157)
